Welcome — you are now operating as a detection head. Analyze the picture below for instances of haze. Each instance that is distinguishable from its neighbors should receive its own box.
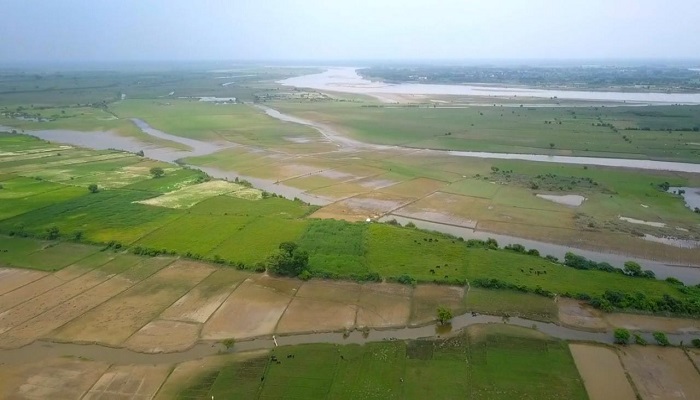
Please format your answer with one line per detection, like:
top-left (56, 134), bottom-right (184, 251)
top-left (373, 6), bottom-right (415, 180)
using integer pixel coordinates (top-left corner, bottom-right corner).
top-left (2, 0), bottom-right (700, 63)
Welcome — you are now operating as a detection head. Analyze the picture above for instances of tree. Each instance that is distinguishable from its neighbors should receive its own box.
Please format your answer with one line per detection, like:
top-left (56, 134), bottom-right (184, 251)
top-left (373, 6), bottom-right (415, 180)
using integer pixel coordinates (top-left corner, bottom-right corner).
top-left (150, 167), bottom-right (165, 178)
top-left (613, 328), bottom-right (630, 345)
top-left (88, 183), bottom-right (99, 193)
top-left (549, 143), bottom-right (555, 149)
top-left (222, 338), bottom-right (235, 349)
top-left (691, 338), bottom-right (700, 348)
top-left (266, 242), bottom-right (309, 277)
top-left (437, 306), bottom-right (453, 325)
top-left (623, 261), bottom-right (642, 277)
top-left (653, 331), bottom-right (670, 346)
top-left (136, 150), bottom-right (144, 157)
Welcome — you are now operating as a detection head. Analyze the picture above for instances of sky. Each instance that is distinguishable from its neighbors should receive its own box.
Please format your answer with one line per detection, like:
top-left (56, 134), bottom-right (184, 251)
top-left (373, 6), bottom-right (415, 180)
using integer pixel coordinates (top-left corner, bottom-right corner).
top-left (1, 0), bottom-right (699, 63)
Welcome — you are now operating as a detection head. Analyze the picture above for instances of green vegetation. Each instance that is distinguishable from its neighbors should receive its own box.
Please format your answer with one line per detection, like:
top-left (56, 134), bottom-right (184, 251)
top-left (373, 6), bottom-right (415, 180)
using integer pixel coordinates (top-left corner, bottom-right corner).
top-left (265, 242), bottom-right (309, 277)
top-left (177, 326), bottom-right (587, 399)
top-left (614, 328), bottom-right (631, 345)
top-left (653, 331), bottom-right (670, 346)
top-left (692, 338), bottom-right (700, 348)
top-left (436, 306), bottom-right (453, 324)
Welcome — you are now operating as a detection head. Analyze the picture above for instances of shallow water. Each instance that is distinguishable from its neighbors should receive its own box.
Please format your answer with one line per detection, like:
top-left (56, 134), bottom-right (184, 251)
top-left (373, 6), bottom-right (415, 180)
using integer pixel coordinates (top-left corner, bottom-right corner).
top-left (379, 215), bottom-right (700, 284)
top-left (669, 187), bottom-right (700, 210)
top-left (280, 68), bottom-right (700, 105)
top-left (0, 312), bottom-right (695, 366)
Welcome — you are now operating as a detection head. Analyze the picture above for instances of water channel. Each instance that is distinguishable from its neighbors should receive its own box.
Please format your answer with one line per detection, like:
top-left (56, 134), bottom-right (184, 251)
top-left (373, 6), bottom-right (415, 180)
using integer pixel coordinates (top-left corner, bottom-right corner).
top-left (1, 311), bottom-right (697, 366)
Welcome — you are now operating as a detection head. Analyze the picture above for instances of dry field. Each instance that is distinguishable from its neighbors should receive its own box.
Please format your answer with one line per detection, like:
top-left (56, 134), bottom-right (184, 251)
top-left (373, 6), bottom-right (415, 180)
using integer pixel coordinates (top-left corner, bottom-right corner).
top-left (619, 346), bottom-right (700, 400)
top-left (569, 344), bottom-right (636, 400)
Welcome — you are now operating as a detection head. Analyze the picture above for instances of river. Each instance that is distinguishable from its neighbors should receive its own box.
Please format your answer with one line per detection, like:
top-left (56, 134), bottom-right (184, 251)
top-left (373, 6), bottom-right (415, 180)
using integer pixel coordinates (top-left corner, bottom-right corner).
top-left (279, 67), bottom-right (700, 105)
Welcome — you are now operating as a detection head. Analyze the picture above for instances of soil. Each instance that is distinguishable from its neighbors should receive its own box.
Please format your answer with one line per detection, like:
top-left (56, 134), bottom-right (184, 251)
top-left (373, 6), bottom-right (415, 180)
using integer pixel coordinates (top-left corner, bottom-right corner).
top-left (569, 344), bottom-right (636, 400)
top-left (619, 346), bottom-right (700, 400)
top-left (557, 298), bottom-right (608, 331)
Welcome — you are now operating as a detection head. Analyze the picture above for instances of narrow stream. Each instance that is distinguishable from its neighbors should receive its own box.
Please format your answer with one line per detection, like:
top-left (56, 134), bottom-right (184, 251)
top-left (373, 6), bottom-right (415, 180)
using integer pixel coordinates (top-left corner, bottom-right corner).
top-left (0, 312), bottom-right (696, 366)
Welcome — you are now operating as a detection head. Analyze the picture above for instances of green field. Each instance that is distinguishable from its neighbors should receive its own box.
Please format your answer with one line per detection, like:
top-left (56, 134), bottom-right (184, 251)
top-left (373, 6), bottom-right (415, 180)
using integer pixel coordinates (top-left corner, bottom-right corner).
top-left (271, 101), bottom-right (700, 163)
top-left (176, 325), bottom-right (587, 399)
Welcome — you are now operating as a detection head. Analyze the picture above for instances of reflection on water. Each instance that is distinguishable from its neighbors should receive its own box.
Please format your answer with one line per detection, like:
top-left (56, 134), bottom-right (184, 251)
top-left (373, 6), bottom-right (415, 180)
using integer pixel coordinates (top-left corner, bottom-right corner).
top-left (280, 67), bottom-right (700, 105)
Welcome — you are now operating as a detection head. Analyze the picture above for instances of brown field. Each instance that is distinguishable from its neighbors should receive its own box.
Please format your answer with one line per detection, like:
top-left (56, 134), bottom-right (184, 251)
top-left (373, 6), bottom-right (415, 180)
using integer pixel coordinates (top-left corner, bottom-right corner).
top-left (687, 349), bottom-right (700, 371)
top-left (356, 282), bottom-right (412, 328)
top-left (123, 319), bottom-right (201, 353)
top-left (0, 268), bottom-right (46, 296)
top-left (276, 297), bottom-right (357, 333)
top-left (159, 268), bottom-right (249, 324)
top-left (0, 267), bottom-right (114, 335)
top-left (0, 357), bottom-right (110, 400)
top-left (51, 261), bottom-right (212, 346)
top-left (569, 344), bottom-right (636, 400)
top-left (201, 277), bottom-right (298, 340)
top-left (620, 346), bottom-right (700, 400)
top-left (83, 364), bottom-right (172, 400)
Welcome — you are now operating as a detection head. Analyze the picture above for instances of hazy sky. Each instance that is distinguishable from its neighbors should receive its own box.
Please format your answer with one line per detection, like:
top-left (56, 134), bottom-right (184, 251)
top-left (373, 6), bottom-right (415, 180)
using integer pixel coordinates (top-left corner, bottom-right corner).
top-left (2, 0), bottom-right (699, 62)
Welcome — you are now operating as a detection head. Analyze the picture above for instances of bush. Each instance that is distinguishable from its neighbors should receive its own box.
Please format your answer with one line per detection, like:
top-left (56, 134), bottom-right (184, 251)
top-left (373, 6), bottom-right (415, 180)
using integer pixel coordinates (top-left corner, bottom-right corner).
top-left (222, 338), bottom-right (235, 349)
top-left (691, 338), bottom-right (700, 348)
top-left (437, 306), bottom-right (453, 324)
top-left (613, 328), bottom-right (630, 345)
top-left (395, 274), bottom-right (416, 286)
top-left (88, 183), bottom-right (99, 193)
top-left (653, 331), bottom-right (670, 346)
top-left (633, 334), bottom-right (647, 346)
top-left (150, 167), bottom-right (165, 178)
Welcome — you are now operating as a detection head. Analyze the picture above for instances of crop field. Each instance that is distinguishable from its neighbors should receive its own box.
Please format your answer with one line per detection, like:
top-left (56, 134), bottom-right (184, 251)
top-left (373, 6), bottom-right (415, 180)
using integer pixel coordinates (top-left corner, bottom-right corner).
top-left (174, 324), bottom-right (587, 400)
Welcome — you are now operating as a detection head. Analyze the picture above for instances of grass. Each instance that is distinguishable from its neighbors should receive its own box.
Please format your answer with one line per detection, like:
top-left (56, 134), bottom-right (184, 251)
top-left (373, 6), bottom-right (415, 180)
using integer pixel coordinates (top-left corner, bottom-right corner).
top-left (176, 325), bottom-right (587, 399)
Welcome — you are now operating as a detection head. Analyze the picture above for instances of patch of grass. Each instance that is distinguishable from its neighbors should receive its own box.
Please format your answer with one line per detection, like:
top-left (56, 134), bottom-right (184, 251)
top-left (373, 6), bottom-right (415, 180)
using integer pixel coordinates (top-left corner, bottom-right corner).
top-left (178, 326), bottom-right (586, 399)
top-left (299, 219), bottom-right (368, 275)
